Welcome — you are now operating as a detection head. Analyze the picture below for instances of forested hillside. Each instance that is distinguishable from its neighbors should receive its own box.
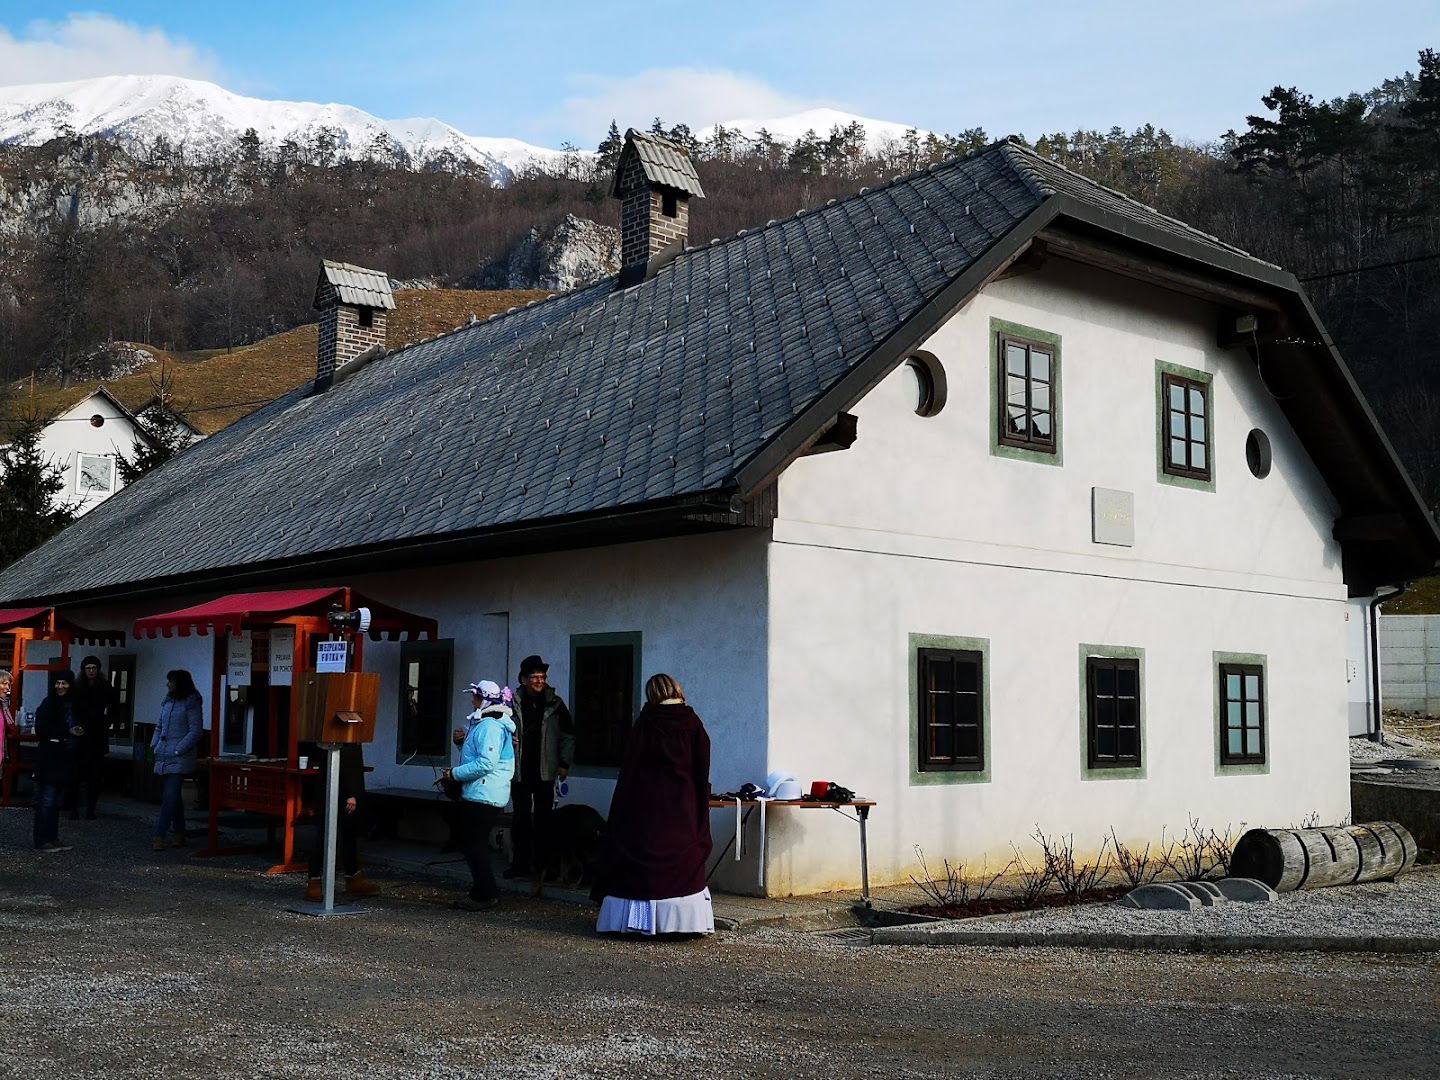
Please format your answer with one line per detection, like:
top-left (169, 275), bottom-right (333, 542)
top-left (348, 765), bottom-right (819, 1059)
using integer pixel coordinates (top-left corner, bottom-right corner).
top-left (3, 50), bottom-right (1439, 504)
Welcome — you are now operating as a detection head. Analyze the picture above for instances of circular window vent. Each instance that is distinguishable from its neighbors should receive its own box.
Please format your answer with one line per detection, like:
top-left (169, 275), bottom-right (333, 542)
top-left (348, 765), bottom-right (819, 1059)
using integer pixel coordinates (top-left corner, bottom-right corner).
top-left (89, 414), bottom-right (105, 428)
top-left (906, 352), bottom-right (947, 417)
top-left (1246, 429), bottom-right (1272, 478)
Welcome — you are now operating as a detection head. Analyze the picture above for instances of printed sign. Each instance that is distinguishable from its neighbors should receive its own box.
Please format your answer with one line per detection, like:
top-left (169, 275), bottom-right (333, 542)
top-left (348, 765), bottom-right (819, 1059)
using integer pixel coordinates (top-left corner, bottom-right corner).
top-left (315, 641), bottom-right (348, 673)
top-left (227, 631), bottom-right (251, 687)
top-left (1091, 487), bottom-right (1135, 547)
top-left (269, 627), bottom-right (295, 686)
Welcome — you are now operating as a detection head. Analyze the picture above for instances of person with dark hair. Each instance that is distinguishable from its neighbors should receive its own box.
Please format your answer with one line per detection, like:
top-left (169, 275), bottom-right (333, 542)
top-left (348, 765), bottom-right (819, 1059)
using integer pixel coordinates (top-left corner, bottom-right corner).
top-left (64, 655), bottom-right (114, 821)
top-left (150, 669), bottom-right (204, 851)
top-left (509, 654), bottom-right (574, 879)
top-left (33, 668), bottom-right (82, 853)
top-left (593, 673), bottom-right (714, 935)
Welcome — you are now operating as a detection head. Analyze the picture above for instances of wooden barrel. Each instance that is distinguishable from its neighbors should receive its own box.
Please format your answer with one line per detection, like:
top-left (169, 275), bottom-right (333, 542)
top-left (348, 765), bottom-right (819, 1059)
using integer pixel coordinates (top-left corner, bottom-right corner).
top-left (1229, 822), bottom-right (1418, 892)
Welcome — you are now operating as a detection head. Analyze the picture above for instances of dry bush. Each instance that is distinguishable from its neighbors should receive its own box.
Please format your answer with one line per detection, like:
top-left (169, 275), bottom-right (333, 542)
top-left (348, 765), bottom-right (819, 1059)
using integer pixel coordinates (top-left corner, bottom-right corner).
top-left (1010, 841), bottom-right (1055, 906)
top-left (1035, 829), bottom-right (1113, 903)
top-left (1171, 815), bottom-right (1239, 881)
top-left (1110, 828), bottom-right (1166, 887)
top-left (909, 846), bottom-right (1012, 908)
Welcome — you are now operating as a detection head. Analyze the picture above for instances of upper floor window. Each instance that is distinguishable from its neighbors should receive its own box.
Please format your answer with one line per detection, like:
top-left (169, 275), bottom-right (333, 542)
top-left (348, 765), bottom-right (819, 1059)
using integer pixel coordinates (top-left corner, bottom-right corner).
top-left (997, 332), bottom-right (1057, 453)
top-left (1162, 372), bottom-right (1211, 481)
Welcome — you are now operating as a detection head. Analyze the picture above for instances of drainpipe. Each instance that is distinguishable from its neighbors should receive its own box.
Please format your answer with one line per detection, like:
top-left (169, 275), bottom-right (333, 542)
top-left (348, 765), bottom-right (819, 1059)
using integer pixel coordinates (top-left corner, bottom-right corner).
top-left (1368, 583), bottom-right (1408, 742)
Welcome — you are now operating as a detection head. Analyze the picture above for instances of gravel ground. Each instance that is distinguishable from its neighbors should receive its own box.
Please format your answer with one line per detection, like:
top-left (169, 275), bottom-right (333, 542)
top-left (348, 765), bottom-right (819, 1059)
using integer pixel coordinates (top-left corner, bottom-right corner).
top-left (894, 868), bottom-right (1440, 941)
top-left (1350, 714), bottom-right (1440, 764)
top-left (4, 806), bottom-right (1440, 1078)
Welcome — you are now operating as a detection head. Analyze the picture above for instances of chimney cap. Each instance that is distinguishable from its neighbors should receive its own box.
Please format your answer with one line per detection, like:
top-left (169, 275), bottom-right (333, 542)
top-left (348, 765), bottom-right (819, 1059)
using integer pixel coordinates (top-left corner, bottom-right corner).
top-left (611, 128), bottom-right (705, 200)
top-left (314, 260), bottom-right (396, 311)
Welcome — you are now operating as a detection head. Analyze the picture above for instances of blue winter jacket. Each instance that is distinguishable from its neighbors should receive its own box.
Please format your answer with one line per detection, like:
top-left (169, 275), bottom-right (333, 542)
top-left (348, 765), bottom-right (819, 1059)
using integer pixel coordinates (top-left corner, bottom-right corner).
top-left (451, 706), bottom-right (515, 807)
top-left (152, 692), bottom-right (205, 776)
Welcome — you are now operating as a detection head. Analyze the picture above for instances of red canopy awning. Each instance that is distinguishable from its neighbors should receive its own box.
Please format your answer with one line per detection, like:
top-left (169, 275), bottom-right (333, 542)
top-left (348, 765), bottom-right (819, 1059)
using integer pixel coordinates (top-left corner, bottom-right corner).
top-left (133, 588), bottom-right (437, 641)
top-left (0, 606), bottom-right (127, 646)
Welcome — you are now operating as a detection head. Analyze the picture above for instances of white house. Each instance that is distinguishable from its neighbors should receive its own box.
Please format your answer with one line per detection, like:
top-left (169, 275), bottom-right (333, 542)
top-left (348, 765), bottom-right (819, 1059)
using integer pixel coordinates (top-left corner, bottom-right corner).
top-left (1, 132), bottom-right (1435, 895)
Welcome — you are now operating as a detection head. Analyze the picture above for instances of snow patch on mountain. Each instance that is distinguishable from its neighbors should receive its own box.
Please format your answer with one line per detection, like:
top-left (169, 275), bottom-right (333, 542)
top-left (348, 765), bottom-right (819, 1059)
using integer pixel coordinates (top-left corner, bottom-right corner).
top-left (699, 107), bottom-right (932, 153)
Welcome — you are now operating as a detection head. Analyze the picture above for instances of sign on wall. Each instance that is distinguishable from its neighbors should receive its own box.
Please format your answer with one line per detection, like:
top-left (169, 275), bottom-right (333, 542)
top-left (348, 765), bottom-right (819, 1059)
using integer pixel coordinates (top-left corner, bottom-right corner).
top-left (227, 631), bottom-right (251, 687)
top-left (315, 641), bottom-right (348, 673)
top-left (1092, 487), bottom-right (1135, 547)
top-left (269, 627), bottom-right (295, 686)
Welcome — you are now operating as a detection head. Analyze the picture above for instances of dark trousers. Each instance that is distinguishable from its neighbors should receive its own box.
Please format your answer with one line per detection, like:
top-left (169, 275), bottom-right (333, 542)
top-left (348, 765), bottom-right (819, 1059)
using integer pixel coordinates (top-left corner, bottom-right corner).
top-left (33, 782), bottom-right (62, 848)
top-left (457, 801), bottom-right (501, 902)
top-left (63, 753), bottom-right (105, 816)
top-left (510, 776), bottom-right (554, 873)
top-left (308, 806), bottom-right (360, 878)
top-left (155, 774), bottom-right (187, 838)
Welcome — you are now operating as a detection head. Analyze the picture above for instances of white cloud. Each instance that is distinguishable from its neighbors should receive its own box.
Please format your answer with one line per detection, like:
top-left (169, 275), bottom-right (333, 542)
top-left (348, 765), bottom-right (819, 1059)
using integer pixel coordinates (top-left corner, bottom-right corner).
top-left (0, 13), bottom-right (220, 87)
top-left (545, 67), bottom-right (818, 140)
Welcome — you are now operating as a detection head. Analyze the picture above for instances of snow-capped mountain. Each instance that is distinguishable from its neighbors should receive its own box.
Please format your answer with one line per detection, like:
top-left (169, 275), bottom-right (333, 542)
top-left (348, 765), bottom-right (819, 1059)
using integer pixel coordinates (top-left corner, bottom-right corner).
top-left (0, 74), bottom-right (580, 185)
top-left (699, 107), bottom-right (933, 154)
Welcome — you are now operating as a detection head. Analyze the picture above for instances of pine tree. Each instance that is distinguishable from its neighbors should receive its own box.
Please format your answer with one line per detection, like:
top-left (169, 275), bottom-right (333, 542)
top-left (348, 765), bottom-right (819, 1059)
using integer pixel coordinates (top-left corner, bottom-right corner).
top-left (0, 417), bottom-right (76, 570)
top-left (596, 120), bottom-right (624, 174)
top-left (117, 366), bottom-right (195, 485)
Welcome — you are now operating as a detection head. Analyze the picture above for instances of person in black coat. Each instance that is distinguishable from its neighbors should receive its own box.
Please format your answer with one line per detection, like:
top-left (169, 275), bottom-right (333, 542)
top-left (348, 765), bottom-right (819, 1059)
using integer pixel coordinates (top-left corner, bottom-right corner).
top-left (33, 669), bottom-right (82, 852)
top-left (303, 742), bottom-right (380, 901)
top-left (64, 655), bottom-right (114, 820)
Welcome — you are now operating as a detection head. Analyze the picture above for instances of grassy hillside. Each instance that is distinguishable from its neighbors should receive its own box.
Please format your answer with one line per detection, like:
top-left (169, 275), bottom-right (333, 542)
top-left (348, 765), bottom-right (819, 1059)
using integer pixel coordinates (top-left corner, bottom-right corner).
top-left (4, 288), bottom-right (554, 438)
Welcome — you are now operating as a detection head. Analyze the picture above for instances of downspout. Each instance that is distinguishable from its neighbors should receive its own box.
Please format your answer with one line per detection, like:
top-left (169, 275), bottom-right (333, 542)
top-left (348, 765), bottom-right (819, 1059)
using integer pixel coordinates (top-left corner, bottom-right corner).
top-left (1368, 583), bottom-right (1408, 742)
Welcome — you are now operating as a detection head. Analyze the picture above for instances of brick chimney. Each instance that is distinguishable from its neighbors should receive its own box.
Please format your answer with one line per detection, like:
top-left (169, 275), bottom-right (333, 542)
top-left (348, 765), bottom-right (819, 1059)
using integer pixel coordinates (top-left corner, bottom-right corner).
top-left (313, 260), bottom-right (394, 390)
top-left (611, 129), bottom-right (705, 287)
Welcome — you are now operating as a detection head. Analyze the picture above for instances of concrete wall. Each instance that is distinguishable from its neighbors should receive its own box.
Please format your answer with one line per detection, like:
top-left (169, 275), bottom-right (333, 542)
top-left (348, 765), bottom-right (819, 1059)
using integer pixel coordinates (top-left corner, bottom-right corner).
top-left (1378, 613), bottom-right (1440, 714)
top-left (761, 259), bottom-right (1351, 894)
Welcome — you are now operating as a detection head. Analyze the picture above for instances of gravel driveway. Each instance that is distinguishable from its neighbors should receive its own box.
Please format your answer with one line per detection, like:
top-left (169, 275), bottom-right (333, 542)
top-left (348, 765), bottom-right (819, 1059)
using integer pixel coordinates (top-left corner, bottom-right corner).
top-left (2, 808), bottom-right (1439, 1079)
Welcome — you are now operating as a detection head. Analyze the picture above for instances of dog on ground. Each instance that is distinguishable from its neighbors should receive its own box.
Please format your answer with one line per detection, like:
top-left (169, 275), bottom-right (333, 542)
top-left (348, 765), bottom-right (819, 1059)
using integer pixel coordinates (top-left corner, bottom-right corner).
top-left (532, 803), bottom-right (606, 895)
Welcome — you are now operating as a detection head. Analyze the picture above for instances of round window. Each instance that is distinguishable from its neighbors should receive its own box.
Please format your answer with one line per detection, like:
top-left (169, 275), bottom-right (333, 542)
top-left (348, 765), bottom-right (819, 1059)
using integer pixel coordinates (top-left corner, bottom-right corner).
top-left (1246, 429), bottom-right (1272, 479)
top-left (89, 414), bottom-right (105, 428)
top-left (906, 352), bottom-right (947, 417)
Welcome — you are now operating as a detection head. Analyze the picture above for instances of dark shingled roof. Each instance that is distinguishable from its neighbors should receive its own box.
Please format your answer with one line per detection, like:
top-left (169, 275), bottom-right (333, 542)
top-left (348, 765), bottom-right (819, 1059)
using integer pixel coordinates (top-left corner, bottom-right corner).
top-left (0, 140), bottom-right (1432, 604)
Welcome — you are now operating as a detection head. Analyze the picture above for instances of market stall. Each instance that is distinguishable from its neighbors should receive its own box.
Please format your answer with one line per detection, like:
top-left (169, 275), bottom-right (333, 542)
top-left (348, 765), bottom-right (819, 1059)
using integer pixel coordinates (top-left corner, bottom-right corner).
top-left (133, 587), bottom-right (436, 873)
top-left (0, 606), bottom-right (127, 807)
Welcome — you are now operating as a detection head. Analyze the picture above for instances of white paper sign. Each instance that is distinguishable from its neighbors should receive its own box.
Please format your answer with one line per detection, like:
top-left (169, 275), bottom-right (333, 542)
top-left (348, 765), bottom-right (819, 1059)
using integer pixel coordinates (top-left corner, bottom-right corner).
top-left (227, 632), bottom-right (251, 687)
top-left (315, 641), bottom-right (348, 673)
top-left (269, 627), bottom-right (295, 686)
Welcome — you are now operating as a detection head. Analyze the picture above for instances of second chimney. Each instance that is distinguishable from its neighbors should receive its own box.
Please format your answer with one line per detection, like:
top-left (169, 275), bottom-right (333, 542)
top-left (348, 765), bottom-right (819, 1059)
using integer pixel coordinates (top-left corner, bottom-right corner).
top-left (611, 129), bottom-right (705, 287)
top-left (313, 260), bottom-right (394, 390)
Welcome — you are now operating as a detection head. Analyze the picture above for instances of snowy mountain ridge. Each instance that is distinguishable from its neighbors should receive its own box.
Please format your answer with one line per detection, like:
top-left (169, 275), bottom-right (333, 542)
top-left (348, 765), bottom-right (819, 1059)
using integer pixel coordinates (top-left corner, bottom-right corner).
top-left (0, 75), bottom-right (929, 184)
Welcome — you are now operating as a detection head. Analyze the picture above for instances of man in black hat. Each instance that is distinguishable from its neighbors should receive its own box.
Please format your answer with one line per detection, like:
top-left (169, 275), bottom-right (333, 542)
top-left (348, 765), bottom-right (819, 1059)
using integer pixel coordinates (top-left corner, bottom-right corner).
top-left (508, 654), bottom-right (574, 879)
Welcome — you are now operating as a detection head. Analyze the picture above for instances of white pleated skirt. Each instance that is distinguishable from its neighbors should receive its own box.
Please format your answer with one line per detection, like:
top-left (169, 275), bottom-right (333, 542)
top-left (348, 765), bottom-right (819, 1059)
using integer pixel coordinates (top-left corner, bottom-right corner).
top-left (596, 887), bottom-right (714, 935)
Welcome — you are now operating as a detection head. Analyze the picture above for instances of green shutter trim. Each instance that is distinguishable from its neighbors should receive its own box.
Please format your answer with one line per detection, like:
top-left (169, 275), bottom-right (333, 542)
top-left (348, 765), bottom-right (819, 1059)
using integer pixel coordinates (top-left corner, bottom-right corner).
top-left (1155, 359), bottom-right (1216, 492)
top-left (908, 633), bottom-right (992, 786)
top-left (989, 317), bottom-right (1063, 466)
top-left (1077, 643), bottom-right (1147, 781)
top-left (1213, 650), bottom-right (1269, 775)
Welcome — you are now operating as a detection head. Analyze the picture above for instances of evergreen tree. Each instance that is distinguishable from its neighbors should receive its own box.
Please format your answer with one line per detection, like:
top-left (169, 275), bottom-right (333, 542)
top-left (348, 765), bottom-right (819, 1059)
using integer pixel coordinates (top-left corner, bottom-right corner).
top-left (0, 417), bottom-right (76, 570)
top-left (596, 120), bottom-right (624, 174)
top-left (116, 407), bottom-right (193, 485)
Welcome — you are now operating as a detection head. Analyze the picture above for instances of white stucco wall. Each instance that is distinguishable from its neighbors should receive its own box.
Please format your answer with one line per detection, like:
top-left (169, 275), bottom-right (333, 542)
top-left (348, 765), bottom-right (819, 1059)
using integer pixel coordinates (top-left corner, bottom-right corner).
top-left (39, 393), bottom-right (144, 515)
top-left (761, 259), bottom-right (1352, 894)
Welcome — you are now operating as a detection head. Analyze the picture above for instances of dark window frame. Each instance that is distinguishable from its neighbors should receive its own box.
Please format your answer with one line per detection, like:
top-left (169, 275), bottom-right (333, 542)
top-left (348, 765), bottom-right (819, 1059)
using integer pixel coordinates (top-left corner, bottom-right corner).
top-left (1162, 371), bottom-right (1212, 481)
top-left (1085, 656), bottom-right (1142, 770)
top-left (996, 332), bottom-right (1058, 454)
top-left (916, 647), bottom-right (985, 773)
top-left (570, 633), bottom-right (641, 770)
top-left (1219, 662), bottom-right (1266, 765)
top-left (397, 639), bottom-right (454, 765)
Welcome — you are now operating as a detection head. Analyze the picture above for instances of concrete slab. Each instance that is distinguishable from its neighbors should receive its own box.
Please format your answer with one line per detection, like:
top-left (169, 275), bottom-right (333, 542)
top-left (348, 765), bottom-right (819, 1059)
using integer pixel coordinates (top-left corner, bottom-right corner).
top-left (1215, 877), bottom-right (1278, 903)
top-left (1122, 883), bottom-right (1200, 911)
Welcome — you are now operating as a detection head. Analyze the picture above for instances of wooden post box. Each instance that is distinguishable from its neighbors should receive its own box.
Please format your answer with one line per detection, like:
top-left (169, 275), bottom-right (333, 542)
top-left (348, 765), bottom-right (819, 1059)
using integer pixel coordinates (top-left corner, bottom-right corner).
top-left (295, 671), bottom-right (380, 743)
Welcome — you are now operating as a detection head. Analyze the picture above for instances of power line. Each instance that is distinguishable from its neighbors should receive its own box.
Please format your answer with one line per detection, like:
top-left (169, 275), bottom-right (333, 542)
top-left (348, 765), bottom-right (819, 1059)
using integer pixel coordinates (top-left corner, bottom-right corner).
top-left (1299, 250), bottom-right (1440, 282)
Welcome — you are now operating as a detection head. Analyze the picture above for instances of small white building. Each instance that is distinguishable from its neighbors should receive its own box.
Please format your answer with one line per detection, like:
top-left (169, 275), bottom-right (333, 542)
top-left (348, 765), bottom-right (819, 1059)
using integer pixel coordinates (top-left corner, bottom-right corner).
top-left (2, 132), bottom-right (1435, 895)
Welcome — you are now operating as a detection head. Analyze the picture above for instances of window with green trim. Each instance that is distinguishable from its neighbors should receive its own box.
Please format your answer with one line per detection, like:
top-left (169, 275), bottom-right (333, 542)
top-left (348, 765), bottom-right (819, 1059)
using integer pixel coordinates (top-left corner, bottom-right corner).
top-left (1162, 372), bottom-right (1211, 481)
top-left (572, 640), bottom-right (636, 767)
top-left (997, 332), bottom-right (1057, 453)
top-left (916, 647), bottom-right (985, 772)
top-left (1086, 656), bottom-right (1141, 769)
top-left (1219, 663), bottom-right (1266, 764)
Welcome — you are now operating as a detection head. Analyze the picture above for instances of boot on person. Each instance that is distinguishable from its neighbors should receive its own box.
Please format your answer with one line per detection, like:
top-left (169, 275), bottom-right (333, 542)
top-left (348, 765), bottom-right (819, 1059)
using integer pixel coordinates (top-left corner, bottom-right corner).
top-left (344, 873), bottom-right (381, 897)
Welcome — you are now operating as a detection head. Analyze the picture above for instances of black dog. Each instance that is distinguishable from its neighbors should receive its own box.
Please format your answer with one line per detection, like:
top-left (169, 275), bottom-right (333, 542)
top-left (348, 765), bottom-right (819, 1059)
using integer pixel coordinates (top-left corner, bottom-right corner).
top-left (533, 803), bottom-right (606, 895)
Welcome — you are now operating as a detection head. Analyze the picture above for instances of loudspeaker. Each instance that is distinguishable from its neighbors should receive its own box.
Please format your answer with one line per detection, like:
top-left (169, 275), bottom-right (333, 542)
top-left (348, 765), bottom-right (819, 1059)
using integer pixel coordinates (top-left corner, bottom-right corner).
top-left (295, 671), bottom-right (379, 743)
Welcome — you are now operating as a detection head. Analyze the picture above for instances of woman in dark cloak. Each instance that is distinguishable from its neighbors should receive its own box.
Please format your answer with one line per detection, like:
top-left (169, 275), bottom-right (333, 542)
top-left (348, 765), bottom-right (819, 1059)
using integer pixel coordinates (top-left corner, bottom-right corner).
top-left (593, 673), bottom-right (714, 935)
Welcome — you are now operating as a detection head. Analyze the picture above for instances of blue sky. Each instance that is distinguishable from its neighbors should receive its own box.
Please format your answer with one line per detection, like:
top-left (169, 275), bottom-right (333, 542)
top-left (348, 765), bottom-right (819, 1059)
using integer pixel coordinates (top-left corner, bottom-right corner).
top-left (1, 2), bottom-right (1436, 147)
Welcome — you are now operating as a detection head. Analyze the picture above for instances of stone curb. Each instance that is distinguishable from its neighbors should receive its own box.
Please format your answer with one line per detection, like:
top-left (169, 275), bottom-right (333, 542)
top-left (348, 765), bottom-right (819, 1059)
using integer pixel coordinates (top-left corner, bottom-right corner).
top-left (869, 927), bottom-right (1440, 953)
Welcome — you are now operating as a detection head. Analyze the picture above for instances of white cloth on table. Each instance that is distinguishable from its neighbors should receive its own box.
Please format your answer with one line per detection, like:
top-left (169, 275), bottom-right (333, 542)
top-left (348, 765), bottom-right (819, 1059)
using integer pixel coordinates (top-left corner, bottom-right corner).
top-left (596, 888), bottom-right (714, 935)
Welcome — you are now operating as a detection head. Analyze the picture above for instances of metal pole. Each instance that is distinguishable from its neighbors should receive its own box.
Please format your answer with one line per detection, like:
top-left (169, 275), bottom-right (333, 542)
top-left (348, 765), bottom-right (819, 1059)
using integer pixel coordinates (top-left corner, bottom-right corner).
top-left (858, 805), bottom-right (871, 908)
top-left (322, 743), bottom-right (339, 912)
